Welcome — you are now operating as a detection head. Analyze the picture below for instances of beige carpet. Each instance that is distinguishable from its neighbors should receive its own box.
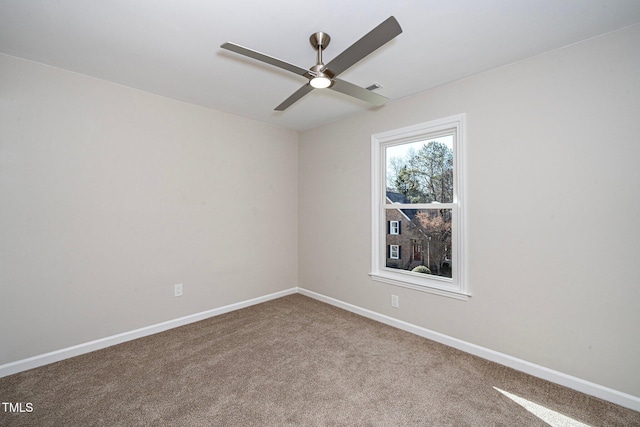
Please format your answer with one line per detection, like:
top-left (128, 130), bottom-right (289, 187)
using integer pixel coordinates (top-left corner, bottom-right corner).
top-left (1, 294), bottom-right (638, 426)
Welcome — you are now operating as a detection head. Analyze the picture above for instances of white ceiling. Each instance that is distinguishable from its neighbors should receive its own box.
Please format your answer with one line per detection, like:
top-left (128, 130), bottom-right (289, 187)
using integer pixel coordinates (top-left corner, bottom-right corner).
top-left (2, 1), bottom-right (640, 131)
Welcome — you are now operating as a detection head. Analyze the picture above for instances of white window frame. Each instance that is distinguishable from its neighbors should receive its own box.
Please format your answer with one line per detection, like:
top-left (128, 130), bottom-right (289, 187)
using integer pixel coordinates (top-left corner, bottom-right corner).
top-left (370, 114), bottom-right (469, 300)
top-left (389, 220), bottom-right (400, 235)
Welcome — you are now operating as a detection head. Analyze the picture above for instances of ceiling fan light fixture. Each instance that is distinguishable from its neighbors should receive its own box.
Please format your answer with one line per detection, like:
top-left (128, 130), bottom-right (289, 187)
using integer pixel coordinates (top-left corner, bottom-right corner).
top-left (310, 75), bottom-right (332, 89)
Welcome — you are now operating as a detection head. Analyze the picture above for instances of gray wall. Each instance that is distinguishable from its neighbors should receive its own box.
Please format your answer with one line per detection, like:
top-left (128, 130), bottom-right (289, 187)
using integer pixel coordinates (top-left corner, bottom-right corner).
top-left (298, 25), bottom-right (640, 396)
top-left (0, 54), bottom-right (299, 365)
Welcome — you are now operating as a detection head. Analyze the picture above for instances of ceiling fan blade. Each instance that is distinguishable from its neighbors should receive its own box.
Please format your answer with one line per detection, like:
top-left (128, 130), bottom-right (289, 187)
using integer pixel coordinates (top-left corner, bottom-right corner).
top-left (221, 42), bottom-right (310, 77)
top-left (275, 84), bottom-right (314, 111)
top-left (330, 79), bottom-right (388, 106)
top-left (323, 16), bottom-right (402, 78)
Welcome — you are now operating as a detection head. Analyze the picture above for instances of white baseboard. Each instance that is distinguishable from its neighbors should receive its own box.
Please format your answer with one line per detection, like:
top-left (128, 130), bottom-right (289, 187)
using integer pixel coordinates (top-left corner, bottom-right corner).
top-left (0, 287), bottom-right (297, 379)
top-left (298, 287), bottom-right (640, 413)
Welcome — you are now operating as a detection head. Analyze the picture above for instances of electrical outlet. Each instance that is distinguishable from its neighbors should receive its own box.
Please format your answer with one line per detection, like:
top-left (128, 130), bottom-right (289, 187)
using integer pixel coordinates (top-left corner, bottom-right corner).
top-left (174, 283), bottom-right (183, 297)
top-left (391, 294), bottom-right (399, 308)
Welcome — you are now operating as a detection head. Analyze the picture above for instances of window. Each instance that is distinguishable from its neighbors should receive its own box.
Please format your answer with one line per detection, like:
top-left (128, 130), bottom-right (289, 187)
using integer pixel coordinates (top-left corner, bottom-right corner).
top-left (371, 114), bottom-right (468, 300)
top-left (389, 245), bottom-right (400, 259)
top-left (389, 220), bottom-right (400, 235)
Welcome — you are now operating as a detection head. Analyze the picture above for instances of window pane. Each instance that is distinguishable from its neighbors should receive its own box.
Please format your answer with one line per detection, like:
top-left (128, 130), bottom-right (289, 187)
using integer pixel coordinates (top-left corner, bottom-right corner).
top-left (385, 208), bottom-right (452, 278)
top-left (385, 135), bottom-right (454, 204)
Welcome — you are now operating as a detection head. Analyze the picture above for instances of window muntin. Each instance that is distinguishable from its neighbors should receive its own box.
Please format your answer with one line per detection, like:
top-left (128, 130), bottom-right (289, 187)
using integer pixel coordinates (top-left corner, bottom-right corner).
top-left (371, 114), bottom-right (468, 300)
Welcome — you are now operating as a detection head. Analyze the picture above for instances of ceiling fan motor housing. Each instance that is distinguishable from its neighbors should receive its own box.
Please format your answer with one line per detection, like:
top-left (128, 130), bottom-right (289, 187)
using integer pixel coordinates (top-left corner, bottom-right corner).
top-left (309, 32), bottom-right (334, 88)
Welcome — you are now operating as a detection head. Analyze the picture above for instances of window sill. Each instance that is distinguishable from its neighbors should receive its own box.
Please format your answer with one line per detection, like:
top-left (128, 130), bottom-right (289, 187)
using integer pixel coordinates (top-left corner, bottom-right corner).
top-left (369, 272), bottom-right (470, 301)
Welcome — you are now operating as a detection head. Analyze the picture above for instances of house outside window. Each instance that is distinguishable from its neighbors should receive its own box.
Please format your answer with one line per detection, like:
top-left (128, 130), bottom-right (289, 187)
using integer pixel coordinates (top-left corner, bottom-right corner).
top-left (371, 114), bottom-right (468, 300)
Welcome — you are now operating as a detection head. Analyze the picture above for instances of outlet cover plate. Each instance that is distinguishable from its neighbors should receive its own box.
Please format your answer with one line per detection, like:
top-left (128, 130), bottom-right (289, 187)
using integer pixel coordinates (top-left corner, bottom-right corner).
top-left (391, 295), bottom-right (399, 308)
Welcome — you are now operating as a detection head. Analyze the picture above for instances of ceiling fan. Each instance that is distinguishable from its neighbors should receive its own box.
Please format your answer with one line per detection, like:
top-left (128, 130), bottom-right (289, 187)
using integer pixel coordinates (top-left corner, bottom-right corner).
top-left (220, 16), bottom-right (402, 111)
